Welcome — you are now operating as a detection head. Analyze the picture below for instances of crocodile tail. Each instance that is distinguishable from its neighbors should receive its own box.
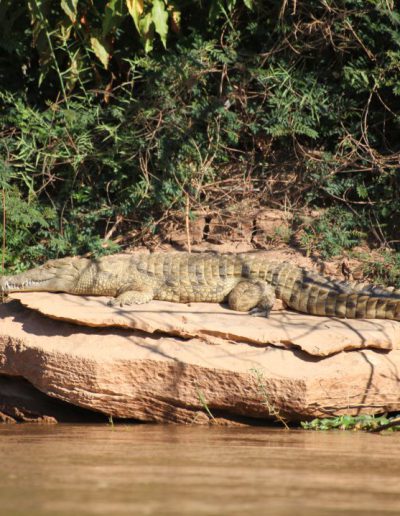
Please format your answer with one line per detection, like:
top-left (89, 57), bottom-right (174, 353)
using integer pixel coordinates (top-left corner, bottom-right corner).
top-left (255, 260), bottom-right (400, 320)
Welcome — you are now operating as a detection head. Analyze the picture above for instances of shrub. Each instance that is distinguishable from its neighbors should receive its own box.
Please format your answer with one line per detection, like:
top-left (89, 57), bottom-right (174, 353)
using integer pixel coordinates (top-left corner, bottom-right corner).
top-left (1, 1), bottom-right (400, 276)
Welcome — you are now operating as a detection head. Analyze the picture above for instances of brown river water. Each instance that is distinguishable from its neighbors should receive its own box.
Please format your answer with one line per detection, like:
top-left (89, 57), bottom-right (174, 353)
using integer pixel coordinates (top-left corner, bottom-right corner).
top-left (0, 425), bottom-right (399, 516)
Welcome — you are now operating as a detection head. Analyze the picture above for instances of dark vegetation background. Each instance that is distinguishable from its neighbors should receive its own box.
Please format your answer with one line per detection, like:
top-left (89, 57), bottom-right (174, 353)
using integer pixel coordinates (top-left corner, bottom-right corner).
top-left (1, 0), bottom-right (400, 282)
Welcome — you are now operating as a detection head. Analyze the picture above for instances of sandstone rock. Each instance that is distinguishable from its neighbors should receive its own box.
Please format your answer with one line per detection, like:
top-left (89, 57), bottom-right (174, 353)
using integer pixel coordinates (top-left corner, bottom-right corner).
top-left (0, 376), bottom-right (106, 423)
top-left (1, 299), bottom-right (400, 424)
top-left (165, 216), bottom-right (206, 247)
top-left (10, 292), bottom-right (400, 357)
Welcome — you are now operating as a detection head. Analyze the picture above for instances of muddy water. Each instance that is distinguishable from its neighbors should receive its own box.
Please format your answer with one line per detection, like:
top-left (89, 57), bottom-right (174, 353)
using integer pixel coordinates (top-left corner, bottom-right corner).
top-left (0, 425), bottom-right (399, 515)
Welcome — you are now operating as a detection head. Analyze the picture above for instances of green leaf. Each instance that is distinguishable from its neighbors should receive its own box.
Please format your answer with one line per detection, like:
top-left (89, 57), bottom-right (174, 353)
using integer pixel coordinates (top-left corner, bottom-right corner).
top-left (151, 0), bottom-right (168, 48)
top-left (138, 12), bottom-right (155, 53)
top-left (90, 36), bottom-right (109, 68)
top-left (356, 183), bottom-right (368, 199)
top-left (60, 0), bottom-right (79, 23)
top-left (126, 0), bottom-right (155, 51)
top-left (126, 0), bottom-right (143, 31)
top-left (243, 0), bottom-right (253, 8)
top-left (103, 0), bottom-right (125, 35)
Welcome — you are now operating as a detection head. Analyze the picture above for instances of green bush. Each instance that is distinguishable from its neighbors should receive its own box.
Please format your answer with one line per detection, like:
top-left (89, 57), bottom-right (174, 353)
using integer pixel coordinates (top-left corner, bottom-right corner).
top-left (300, 207), bottom-right (366, 259)
top-left (1, 1), bottom-right (400, 275)
top-left (301, 413), bottom-right (400, 432)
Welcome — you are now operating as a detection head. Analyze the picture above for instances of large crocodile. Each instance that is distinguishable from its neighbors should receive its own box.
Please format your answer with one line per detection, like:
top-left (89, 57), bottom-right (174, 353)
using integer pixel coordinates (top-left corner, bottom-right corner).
top-left (1, 252), bottom-right (400, 320)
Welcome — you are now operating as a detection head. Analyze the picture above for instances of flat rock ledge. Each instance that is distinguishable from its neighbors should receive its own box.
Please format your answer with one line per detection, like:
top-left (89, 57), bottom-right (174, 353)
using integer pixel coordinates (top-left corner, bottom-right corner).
top-left (1, 295), bottom-right (400, 424)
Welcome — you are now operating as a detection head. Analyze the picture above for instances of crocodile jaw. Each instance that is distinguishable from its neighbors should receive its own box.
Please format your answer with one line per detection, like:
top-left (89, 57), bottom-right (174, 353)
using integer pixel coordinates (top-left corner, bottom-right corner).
top-left (0, 257), bottom-right (89, 294)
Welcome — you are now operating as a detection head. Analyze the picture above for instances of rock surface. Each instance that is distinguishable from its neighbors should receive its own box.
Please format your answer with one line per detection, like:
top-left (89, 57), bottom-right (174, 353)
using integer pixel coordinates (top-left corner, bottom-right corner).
top-left (0, 376), bottom-right (106, 424)
top-left (10, 292), bottom-right (400, 357)
top-left (1, 298), bottom-right (400, 424)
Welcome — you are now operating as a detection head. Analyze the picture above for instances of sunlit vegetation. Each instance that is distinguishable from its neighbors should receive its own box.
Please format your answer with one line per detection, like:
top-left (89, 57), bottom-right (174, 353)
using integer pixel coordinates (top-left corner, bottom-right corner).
top-left (1, 1), bottom-right (400, 275)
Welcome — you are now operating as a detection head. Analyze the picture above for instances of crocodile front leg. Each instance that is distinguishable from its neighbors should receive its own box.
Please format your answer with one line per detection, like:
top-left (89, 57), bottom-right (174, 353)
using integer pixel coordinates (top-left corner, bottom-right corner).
top-left (108, 286), bottom-right (155, 307)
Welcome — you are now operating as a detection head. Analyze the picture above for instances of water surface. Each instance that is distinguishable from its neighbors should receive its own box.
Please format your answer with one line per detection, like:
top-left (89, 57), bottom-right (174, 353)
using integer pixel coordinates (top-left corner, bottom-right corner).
top-left (1, 425), bottom-right (399, 515)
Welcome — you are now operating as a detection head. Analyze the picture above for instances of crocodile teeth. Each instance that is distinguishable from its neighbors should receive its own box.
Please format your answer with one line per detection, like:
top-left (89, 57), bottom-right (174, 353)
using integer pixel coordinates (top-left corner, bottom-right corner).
top-left (1, 278), bottom-right (48, 292)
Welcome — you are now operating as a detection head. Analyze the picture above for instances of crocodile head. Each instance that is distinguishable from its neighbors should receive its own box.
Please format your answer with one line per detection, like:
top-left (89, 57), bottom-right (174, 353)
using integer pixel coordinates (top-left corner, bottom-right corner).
top-left (0, 257), bottom-right (90, 294)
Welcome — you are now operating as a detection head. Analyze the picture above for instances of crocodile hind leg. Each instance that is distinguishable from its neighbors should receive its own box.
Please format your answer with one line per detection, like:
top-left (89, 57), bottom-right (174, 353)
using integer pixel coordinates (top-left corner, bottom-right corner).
top-left (228, 280), bottom-right (276, 316)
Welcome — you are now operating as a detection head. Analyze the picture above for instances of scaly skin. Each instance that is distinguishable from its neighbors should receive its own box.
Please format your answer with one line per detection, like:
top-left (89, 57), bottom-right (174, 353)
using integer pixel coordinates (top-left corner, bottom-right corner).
top-left (2, 252), bottom-right (400, 320)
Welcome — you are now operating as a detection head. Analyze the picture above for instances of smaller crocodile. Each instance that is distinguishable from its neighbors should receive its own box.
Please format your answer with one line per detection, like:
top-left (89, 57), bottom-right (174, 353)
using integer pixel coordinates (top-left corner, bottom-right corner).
top-left (1, 252), bottom-right (400, 320)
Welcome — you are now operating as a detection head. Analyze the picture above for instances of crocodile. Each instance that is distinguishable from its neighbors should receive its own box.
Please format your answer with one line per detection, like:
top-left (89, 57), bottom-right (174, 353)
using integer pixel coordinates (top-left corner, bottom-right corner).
top-left (1, 252), bottom-right (400, 320)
